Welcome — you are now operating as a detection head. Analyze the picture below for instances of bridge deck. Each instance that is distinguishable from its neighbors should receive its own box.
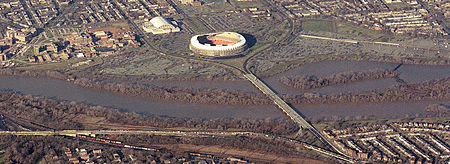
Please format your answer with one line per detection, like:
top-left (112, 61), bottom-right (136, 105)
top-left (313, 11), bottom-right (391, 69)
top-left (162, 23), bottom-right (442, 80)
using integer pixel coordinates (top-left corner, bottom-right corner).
top-left (244, 74), bottom-right (312, 129)
top-left (244, 74), bottom-right (350, 159)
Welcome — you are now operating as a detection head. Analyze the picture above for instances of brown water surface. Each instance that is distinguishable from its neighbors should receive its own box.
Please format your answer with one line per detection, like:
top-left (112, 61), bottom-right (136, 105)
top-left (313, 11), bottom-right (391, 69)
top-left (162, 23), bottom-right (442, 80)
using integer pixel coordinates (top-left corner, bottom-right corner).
top-left (0, 60), bottom-right (448, 120)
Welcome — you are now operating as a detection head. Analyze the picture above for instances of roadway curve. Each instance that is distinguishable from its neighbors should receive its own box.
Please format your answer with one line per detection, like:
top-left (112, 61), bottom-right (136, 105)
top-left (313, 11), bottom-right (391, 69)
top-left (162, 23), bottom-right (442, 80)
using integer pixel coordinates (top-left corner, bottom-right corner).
top-left (107, 0), bottom-right (246, 74)
top-left (242, 0), bottom-right (295, 74)
top-left (109, 0), bottom-right (351, 160)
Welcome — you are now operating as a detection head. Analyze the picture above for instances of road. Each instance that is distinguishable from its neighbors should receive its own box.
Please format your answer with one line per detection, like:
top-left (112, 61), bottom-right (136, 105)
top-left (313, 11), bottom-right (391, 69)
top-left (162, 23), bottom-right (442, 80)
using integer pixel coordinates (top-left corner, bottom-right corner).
top-left (0, 0), bottom-right (372, 161)
top-left (300, 34), bottom-right (449, 53)
top-left (237, 0), bottom-right (352, 159)
top-left (17, 33), bottom-right (42, 56)
top-left (119, 0), bottom-right (351, 161)
top-left (243, 73), bottom-right (350, 160)
top-left (242, 0), bottom-right (295, 73)
top-left (415, 0), bottom-right (449, 34)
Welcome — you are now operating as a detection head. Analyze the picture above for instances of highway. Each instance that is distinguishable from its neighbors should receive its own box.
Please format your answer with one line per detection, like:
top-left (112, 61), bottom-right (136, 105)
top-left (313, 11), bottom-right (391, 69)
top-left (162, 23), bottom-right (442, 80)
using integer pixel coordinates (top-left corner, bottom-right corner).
top-left (119, 1), bottom-right (353, 161)
top-left (243, 74), bottom-right (310, 129)
top-left (2, 1), bottom-right (354, 161)
top-left (242, 0), bottom-right (295, 73)
top-left (2, 1), bottom-right (445, 162)
top-left (243, 73), bottom-right (351, 161)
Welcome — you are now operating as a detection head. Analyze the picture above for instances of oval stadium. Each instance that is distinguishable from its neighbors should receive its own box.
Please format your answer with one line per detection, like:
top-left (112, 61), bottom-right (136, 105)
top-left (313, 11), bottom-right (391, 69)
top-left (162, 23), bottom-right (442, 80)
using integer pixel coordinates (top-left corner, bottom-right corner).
top-left (189, 32), bottom-right (247, 57)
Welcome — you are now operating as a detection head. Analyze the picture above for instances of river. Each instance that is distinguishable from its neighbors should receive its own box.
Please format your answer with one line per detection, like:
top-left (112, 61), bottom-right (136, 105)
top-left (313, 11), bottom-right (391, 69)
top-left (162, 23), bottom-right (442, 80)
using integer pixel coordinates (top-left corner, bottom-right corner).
top-left (0, 76), bottom-right (283, 119)
top-left (0, 60), bottom-right (448, 121)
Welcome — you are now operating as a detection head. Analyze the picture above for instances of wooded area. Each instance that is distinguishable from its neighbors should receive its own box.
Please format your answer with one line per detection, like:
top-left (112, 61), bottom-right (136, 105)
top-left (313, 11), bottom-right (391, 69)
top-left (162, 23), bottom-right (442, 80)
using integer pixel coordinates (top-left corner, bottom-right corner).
top-left (279, 69), bottom-right (399, 89)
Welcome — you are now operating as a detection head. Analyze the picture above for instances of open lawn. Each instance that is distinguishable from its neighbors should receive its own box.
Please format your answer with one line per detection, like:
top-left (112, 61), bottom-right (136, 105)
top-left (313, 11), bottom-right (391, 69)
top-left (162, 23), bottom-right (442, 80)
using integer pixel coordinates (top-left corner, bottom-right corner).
top-left (302, 20), bottom-right (335, 32)
top-left (230, 0), bottom-right (267, 8)
top-left (16, 57), bottom-right (102, 71)
top-left (23, 47), bottom-right (34, 57)
top-left (156, 144), bottom-right (326, 164)
top-left (337, 22), bottom-right (414, 42)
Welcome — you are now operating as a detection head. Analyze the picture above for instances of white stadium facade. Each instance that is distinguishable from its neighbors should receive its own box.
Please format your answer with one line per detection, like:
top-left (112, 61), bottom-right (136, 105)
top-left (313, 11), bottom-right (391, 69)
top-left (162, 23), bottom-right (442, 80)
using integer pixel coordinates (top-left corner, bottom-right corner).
top-left (189, 32), bottom-right (247, 57)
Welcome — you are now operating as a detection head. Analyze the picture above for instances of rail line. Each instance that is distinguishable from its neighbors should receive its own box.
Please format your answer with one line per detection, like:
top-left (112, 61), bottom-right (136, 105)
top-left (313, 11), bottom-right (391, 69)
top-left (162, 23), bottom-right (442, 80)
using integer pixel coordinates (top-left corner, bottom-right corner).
top-left (123, 1), bottom-right (353, 162)
top-left (243, 73), bottom-right (352, 161)
top-left (67, 1), bottom-right (350, 161)
top-left (0, 129), bottom-right (354, 163)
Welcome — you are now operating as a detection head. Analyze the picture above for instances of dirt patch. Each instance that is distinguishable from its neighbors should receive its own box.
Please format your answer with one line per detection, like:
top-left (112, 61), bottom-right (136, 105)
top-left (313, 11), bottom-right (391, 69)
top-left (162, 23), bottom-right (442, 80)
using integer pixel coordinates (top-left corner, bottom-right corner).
top-left (156, 144), bottom-right (328, 164)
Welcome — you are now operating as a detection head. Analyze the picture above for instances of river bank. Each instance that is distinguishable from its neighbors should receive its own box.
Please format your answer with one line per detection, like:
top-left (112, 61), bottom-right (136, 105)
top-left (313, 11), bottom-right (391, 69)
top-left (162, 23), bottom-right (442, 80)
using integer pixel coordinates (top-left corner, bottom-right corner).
top-left (0, 60), bottom-right (447, 121)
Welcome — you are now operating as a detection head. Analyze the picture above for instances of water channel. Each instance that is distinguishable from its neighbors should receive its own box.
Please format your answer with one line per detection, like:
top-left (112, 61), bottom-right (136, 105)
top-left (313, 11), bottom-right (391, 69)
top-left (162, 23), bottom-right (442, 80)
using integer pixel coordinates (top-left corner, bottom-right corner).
top-left (0, 60), bottom-right (448, 120)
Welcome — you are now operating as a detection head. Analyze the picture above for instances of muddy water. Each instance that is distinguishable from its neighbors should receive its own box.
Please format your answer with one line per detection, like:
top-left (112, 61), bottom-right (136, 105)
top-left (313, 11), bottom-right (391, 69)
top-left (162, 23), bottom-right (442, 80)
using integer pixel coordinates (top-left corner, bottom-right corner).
top-left (146, 60), bottom-right (401, 94)
top-left (267, 60), bottom-right (449, 120)
top-left (0, 76), bottom-right (283, 119)
top-left (264, 60), bottom-right (450, 95)
top-left (144, 61), bottom-right (449, 95)
top-left (296, 101), bottom-right (449, 121)
top-left (397, 64), bottom-right (450, 84)
top-left (0, 60), bottom-right (448, 120)
top-left (148, 79), bottom-right (258, 93)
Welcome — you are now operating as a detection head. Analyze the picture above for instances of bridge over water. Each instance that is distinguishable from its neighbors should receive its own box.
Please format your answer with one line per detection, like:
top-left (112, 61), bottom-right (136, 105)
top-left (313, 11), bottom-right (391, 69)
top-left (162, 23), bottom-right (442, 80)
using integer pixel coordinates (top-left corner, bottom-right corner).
top-left (244, 73), bottom-right (349, 159)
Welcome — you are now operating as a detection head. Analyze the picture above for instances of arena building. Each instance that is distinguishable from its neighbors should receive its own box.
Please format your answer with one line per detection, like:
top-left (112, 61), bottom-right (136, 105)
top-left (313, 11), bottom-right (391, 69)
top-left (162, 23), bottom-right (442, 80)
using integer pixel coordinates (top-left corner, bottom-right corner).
top-left (142, 17), bottom-right (180, 34)
top-left (189, 32), bottom-right (247, 57)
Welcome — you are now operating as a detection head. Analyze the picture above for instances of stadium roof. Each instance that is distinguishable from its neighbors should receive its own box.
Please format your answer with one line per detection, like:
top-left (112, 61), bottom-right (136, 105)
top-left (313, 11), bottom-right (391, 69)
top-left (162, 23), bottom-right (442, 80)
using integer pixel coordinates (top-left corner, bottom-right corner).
top-left (190, 32), bottom-right (246, 51)
top-left (150, 17), bottom-right (172, 28)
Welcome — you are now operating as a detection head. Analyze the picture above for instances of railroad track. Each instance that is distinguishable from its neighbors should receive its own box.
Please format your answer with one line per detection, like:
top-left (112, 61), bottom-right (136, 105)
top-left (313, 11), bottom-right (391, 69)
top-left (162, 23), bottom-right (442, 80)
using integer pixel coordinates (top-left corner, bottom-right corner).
top-left (77, 1), bottom-right (353, 161)
top-left (124, 1), bottom-right (354, 161)
top-left (0, 128), bottom-right (354, 162)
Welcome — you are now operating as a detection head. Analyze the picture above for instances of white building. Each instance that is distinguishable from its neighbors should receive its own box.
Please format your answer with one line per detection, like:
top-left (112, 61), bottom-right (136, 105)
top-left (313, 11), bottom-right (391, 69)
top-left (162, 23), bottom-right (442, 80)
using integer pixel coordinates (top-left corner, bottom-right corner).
top-left (180, 0), bottom-right (194, 4)
top-left (189, 32), bottom-right (247, 57)
top-left (142, 17), bottom-right (180, 34)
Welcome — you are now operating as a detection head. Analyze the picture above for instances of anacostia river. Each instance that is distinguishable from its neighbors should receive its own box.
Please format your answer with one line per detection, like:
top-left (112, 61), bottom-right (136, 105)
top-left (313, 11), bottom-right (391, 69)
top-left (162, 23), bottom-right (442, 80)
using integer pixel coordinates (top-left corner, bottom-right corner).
top-left (0, 60), bottom-right (448, 120)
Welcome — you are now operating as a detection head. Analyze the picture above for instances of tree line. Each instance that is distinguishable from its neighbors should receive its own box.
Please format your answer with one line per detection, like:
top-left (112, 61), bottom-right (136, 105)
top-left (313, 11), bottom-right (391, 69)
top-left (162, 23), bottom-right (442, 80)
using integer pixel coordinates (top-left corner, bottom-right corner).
top-left (285, 77), bottom-right (449, 105)
top-left (0, 69), bottom-right (447, 107)
top-left (0, 135), bottom-right (206, 164)
top-left (279, 69), bottom-right (399, 89)
top-left (0, 90), bottom-right (298, 135)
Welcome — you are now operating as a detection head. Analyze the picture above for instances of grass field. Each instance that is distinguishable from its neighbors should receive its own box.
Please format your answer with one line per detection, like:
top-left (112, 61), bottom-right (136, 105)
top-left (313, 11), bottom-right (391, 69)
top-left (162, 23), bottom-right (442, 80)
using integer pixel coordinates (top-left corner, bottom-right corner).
top-left (230, 0), bottom-right (267, 8)
top-left (300, 20), bottom-right (414, 42)
top-left (301, 20), bottom-right (335, 32)
top-left (337, 22), bottom-right (413, 42)
top-left (23, 47), bottom-right (34, 57)
top-left (16, 57), bottom-right (102, 71)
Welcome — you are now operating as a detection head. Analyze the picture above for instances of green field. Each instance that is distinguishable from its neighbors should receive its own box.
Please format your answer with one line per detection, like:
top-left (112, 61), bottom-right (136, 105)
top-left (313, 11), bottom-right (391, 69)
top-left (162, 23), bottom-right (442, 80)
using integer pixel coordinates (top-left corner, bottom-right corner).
top-left (300, 20), bottom-right (414, 42)
top-left (301, 20), bottom-right (335, 32)
top-left (337, 22), bottom-right (413, 42)
top-left (230, 0), bottom-right (267, 8)
top-left (15, 57), bottom-right (103, 71)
